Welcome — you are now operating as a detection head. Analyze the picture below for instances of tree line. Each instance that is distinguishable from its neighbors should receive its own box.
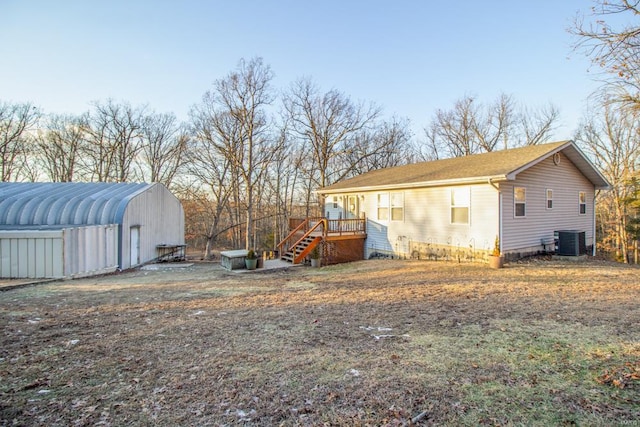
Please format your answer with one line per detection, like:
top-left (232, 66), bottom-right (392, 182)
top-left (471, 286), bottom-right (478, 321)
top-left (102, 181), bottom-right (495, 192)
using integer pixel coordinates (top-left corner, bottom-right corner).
top-left (1, 0), bottom-right (639, 262)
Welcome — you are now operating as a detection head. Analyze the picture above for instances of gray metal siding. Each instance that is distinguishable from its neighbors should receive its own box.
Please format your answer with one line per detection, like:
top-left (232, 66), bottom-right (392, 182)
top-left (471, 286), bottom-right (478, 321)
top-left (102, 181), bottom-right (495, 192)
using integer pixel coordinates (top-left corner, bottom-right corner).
top-left (1, 182), bottom-right (185, 273)
top-left (0, 226), bottom-right (118, 279)
top-left (501, 153), bottom-right (595, 253)
top-left (120, 183), bottom-right (185, 269)
top-left (0, 182), bottom-right (149, 226)
top-left (0, 230), bottom-right (64, 278)
top-left (62, 225), bottom-right (118, 278)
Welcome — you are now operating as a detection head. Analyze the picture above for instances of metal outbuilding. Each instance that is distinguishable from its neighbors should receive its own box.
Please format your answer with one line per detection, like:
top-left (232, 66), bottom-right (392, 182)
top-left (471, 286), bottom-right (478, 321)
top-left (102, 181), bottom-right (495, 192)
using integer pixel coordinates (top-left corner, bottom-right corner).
top-left (0, 182), bottom-right (184, 279)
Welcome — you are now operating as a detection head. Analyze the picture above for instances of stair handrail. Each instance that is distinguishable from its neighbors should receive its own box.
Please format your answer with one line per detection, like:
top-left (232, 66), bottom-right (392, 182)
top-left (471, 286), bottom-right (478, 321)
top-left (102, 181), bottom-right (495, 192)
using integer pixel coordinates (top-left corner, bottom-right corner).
top-left (294, 236), bottom-right (323, 264)
top-left (289, 219), bottom-right (325, 254)
top-left (277, 218), bottom-right (309, 254)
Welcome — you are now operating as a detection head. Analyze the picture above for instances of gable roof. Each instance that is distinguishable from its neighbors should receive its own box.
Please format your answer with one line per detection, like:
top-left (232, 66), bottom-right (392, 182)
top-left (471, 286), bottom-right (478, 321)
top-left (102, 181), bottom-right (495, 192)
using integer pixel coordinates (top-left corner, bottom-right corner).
top-left (319, 141), bottom-right (610, 194)
top-left (0, 182), bottom-right (153, 228)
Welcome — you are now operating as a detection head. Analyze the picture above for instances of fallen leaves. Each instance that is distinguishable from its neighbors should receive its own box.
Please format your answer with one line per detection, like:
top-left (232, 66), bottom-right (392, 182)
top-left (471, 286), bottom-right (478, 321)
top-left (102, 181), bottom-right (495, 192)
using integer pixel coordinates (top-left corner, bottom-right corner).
top-left (596, 361), bottom-right (640, 389)
top-left (1, 259), bottom-right (638, 425)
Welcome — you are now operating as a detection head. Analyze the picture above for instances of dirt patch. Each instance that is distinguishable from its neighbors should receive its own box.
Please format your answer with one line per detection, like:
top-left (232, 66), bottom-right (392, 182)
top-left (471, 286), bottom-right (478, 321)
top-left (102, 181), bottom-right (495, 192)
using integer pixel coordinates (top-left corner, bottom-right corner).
top-left (1, 259), bottom-right (638, 426)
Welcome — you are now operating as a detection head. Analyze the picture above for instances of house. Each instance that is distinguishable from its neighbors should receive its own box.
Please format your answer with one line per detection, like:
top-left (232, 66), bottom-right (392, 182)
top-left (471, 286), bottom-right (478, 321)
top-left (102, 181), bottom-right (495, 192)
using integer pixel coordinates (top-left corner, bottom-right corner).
top-left (0, 182), bottom-right (185, 279)
top-left (283, 141), bottom-right (609, 265)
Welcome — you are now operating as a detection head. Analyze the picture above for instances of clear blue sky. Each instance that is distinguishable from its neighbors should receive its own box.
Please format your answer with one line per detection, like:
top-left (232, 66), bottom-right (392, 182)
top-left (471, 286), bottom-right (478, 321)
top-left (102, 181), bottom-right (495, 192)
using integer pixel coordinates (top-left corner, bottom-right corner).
top-left (1, 1), bottom-right (606, 140)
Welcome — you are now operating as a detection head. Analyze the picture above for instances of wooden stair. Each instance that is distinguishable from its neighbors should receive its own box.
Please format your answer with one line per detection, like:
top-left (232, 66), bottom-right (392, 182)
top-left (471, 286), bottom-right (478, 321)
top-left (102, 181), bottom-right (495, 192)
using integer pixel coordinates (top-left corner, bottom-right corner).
top-left (281, 235), bottom-right (321, 264)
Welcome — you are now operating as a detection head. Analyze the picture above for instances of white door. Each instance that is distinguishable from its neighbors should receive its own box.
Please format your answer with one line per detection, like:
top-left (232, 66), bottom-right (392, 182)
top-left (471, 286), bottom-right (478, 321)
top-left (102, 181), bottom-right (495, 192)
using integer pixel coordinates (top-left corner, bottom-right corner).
top-left (130, 226), bottom-right (140, 266)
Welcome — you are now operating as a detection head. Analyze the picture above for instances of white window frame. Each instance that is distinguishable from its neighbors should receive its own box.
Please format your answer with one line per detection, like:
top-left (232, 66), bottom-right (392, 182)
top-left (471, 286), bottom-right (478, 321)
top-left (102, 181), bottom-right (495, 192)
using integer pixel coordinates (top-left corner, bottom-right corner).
top-left (546, 189), bottom-right (553, 210)
top-left (514, 187), bottom-right (526, 217)
top-left (377, 193), bottom-right (389, 221)
top-left (390, 192), bottom-right (404, 221)
top-left (579, 191), bottom-right (586, 215)
top-left (450, 187), bottom-right (470, 225)
top-left (332, 196), bottom-right (338, 209)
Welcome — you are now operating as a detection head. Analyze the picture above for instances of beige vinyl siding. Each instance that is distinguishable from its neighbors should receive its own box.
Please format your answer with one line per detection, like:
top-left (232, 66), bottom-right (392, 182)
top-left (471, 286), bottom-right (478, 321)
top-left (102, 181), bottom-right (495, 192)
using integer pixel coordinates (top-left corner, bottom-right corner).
top-left (324, 195), bottom-right (345, 220)
top-left (501, 152), bottom-right (595, 253)
top-left (362, 184), bottom-right (499, 257)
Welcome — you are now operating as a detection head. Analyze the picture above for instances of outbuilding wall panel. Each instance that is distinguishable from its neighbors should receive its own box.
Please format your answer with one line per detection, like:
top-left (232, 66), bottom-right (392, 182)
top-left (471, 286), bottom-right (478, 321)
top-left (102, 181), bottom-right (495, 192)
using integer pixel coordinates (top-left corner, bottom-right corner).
top-left (0, 230), bottom-right (64, 279)
top-left (63, 225), bottom-right (118, 278)
top-left (120, 184), bottom-right (185, 269)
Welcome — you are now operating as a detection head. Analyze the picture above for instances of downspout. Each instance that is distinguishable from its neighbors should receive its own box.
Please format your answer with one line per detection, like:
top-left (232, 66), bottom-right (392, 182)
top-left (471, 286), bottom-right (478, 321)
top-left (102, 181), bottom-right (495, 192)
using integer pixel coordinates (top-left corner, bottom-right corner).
top-left (592, 190), bottom-right (598, 257)
top-left (488, 178), bottom-right (502, 254)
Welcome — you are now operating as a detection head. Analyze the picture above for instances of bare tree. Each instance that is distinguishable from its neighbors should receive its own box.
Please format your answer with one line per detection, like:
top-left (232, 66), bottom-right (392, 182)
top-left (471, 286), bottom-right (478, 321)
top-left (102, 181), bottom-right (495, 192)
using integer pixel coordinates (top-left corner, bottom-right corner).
top-left (35, 113), bottom-right (86, 182)
top-left (82, 99), bottom-right (144, 182)
top-left (518, 103), bottom-right (560, 146)
top-left (346, 116), bottom-right (413, 175)
top-left (425, 94), bottom-right (513, 158)
top-left (189, 57), bottom-right (276, 250)
top-left (422, 94), bottom-right (559, 159)
top-left (575, 102), bottom-right (640, 262)
top-left (187, 162), bottom-right (234, 258)
top-left (0, 101), bottom-right (40, 181)
top-left (264, 123), bottom-right (302, 248)
top-left (284, 78), bottom-right (381, 212)
top-left (571, 0), bottom-right (640, 112)
top-left (139, 112), bottom-right (188, 187)
top-left (475, 93), bottom-right (514, 152)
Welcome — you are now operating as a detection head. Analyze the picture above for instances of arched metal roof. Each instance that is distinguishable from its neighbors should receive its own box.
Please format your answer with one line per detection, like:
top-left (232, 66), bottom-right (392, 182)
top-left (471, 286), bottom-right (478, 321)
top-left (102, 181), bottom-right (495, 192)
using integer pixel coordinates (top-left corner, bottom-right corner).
top-left (0, 182), bottom-right (152, 227)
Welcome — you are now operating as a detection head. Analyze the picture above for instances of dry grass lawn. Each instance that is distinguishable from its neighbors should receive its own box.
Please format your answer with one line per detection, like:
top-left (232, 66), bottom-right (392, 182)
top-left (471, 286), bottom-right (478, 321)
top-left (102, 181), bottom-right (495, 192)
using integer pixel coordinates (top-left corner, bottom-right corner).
top-left (1, 258), bottom-right (639, 426)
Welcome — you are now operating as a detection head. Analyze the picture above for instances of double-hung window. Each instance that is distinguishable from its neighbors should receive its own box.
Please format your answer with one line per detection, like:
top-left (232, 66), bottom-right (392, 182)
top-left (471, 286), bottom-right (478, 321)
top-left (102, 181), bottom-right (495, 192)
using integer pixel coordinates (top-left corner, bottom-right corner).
top-left (546, 189), bottom-right (553, 209)
top-left (377, 193), bottom-right (389, 220)
top-left (514, 187), bottom-right (526, 217)
top-left (579, 191), bottom-right (586, 214)
top-left (451, 187), bottom-right (470, 224)
top-left (377, 192), bottom-right (404, 221)
top-left (390, 192), bottom-right (404, 221)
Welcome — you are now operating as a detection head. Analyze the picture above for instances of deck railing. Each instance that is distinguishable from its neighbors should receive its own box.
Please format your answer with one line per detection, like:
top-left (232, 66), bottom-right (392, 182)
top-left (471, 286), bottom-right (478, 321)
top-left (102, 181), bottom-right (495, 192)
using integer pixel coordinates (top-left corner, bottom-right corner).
top-left (278, 217), bottom-right (366, 254)
top-left (287, 217), bottom-right (366, 236)
top-left (325, 218), bottom-right (366, 235)
top-left (276, 217), bottom-right (367, 264)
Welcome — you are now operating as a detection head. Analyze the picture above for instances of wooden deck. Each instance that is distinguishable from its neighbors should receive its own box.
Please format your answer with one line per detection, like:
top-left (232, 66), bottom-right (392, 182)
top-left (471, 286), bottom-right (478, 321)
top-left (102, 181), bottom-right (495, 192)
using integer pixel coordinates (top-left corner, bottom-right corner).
top-left (277, 217), bottom-right (367, 265)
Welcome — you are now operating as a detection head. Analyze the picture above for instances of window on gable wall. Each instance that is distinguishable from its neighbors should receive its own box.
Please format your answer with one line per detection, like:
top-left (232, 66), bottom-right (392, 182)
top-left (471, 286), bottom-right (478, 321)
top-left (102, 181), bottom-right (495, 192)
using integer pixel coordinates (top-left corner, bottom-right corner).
top-left (450, 187), bottom-right (470, 224)
top-left (546, 189), bottom-right (553, 209)
top-left (377, 193), bottom-right (389, 220)
top-left (579, 191), bottom-right (586, 214)
top-left (514, 187), bottom-right (526, 217)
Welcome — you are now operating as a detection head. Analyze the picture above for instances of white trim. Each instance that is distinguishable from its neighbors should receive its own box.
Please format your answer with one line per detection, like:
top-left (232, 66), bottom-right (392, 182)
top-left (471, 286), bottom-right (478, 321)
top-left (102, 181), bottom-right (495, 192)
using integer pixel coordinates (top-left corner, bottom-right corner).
top-left (450, 187), bottom-right (470, 225)
top-left (579, 191), bottom-right (587, 215)
top-left (318, 175), bottom-right (509, 195)
top-left (390, 191), bottom-right (404, 222)
top-left (377, 192), bottom-right (389, 221)
top-left (514, 186), bottom-right (526, 218)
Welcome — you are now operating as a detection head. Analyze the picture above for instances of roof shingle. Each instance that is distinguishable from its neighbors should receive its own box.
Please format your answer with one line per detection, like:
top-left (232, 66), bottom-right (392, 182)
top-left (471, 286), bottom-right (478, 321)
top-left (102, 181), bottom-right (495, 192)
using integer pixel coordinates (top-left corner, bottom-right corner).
top-left (319, 141), bottom-right (609, 193)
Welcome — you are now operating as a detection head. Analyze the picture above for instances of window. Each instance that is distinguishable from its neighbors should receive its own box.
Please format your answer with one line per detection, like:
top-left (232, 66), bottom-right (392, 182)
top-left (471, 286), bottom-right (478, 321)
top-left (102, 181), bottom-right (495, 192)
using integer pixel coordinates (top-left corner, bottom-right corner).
top-left (450, 187), bottom-right (470, 224)
top-left (332, 196), bottom-right (338, 209)
top-left (377, 193), bottom-right (389, 220)
top-left (579, 191), bottom-right (586, 214)
top-left (390, 192), bottom-right (404, 221)
top-left (377, 192), bottom-right (403, 221)
top-left (546, 189), bottom-right (553, 209)
top-left (514, 187), bottom-right (526, 217)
